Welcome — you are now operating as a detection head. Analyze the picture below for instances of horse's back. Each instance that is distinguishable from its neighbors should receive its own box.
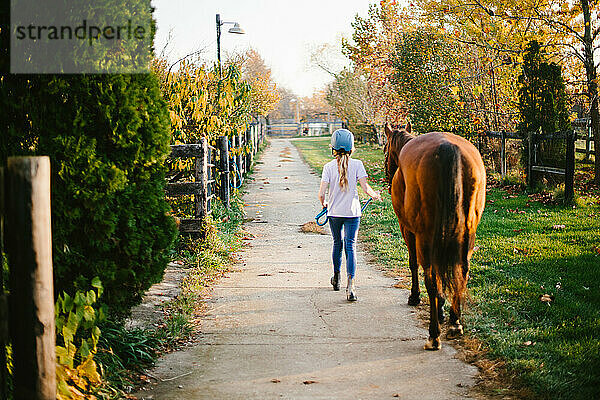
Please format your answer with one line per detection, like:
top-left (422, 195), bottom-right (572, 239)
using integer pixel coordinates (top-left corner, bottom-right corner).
top-left (395, 132), bottom-right (486, 236)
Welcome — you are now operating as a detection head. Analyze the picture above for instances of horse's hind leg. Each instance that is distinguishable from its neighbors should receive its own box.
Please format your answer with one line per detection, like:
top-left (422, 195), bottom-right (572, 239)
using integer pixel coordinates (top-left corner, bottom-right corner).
top-left (423, 266), bottom-right (442, 350)
top-left (403, 229), bottom-right (420, 306)
top-left (448, 239), bottom-right (472, 338)
top-left (437, 296), bottom-right (445, 323)
top-left (447, 279), bottom-right (465, 338)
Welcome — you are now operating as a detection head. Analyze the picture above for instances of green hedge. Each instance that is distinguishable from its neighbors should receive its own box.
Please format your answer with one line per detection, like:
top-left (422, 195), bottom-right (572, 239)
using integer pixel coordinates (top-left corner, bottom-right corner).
top-left (0, 73), bottom-right (177, 318)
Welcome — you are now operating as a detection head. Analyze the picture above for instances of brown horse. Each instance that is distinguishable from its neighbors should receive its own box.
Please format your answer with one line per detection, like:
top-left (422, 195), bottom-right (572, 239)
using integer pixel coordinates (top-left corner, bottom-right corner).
top-left (384, 123), bottom-right (486, 350)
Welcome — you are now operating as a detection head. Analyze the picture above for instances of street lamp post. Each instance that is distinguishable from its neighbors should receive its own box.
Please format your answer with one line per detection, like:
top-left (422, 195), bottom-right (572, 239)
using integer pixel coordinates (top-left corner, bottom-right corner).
top-left (216, 14), bottom-right (245, 73)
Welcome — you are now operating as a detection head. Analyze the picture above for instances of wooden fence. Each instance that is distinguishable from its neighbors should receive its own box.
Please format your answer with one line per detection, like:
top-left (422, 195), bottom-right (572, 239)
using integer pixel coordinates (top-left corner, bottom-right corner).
top-left (166, 122), bottom-right (266, 236)
top-left (484, 128), bottom-right (580, 201)
top-left (0, 122), bottom-right (266, 398)
top-left (573, 118), bottom-right (595, 159)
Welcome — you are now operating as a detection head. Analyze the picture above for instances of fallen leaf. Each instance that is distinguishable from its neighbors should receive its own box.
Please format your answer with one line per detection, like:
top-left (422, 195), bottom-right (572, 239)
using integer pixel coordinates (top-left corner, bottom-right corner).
top-left (539, 294), bottom-right (554, 303)
top-left (523, 341), bottom-right (532, 346)
top-left (303, 380), bottom-right (318, 385)
top-left (552, 224), bottom-right (566, 230)
top-left (271, 379), bottom-right (281, 383)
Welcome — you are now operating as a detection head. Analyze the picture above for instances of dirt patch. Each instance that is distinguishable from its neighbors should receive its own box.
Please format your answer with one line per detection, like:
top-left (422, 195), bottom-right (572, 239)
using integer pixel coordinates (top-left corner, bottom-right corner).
top-left (299, 221), bottom-right (327, 235)
top-left (456, 336), bottom-right (538, 400)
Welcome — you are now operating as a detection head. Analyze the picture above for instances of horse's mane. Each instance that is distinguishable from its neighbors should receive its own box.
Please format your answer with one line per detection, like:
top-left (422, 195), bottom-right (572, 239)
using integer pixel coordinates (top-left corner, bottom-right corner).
top-left (384, 127), bottom-right (414, 189)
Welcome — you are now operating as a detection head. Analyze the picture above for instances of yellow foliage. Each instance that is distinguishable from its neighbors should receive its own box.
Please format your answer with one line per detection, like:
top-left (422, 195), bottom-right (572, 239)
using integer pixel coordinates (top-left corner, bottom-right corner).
top-left (151, 58), bottom-right (252, 145)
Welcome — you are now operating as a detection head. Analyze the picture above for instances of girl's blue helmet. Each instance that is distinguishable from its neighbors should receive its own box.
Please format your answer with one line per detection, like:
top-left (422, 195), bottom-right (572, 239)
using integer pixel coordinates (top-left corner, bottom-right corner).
top-left (331, 129), bottom-right (354, 152)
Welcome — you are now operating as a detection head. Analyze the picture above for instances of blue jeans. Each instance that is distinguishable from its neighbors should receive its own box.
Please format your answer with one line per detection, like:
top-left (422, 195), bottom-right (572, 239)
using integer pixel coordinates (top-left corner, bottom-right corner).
top-left (328, 217), bottom-right (360, 278)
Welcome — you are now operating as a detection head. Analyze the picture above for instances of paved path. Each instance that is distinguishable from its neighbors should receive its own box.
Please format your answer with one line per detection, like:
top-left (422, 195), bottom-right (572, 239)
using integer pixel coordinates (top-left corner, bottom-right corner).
top-left (136, 139), bottom-right (478, 400)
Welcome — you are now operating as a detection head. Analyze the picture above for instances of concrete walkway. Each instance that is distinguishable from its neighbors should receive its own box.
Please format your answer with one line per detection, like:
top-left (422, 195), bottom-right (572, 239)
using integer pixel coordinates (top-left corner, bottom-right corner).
top-left (136, 139), bottom-right (478, 400)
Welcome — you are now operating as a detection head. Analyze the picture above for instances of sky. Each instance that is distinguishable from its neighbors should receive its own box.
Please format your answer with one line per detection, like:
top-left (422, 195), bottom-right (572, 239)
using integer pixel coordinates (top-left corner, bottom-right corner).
top-left (151, 0), bottom-right (378, 97)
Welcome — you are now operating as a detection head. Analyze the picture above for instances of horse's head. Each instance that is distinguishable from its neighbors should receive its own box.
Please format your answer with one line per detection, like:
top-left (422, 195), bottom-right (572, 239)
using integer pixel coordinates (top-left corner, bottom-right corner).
top-left (384, 122), bottom-right (414, 191)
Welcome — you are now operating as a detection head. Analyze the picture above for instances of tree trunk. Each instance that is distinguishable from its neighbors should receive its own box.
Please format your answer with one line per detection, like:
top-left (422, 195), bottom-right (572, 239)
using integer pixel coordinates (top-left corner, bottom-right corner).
top-left (581, 0), bottom-right (600, 184)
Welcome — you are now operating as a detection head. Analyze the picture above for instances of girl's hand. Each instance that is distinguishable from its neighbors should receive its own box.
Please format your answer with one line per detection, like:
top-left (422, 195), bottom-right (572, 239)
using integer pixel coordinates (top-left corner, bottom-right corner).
top-left (372, 191), bottom-right (382, 202)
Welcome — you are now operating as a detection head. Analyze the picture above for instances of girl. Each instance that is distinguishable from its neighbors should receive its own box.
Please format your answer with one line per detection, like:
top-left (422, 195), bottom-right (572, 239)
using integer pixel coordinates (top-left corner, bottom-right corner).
top-left (318, 129), bottom-right (381, 301)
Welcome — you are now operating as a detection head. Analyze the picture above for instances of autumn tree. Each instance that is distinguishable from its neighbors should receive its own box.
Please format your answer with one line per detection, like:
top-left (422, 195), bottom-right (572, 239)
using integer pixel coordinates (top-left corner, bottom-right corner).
top-left (301, 89), bottom-right (333, 120)
top-left (390, 29), bottom-right (472, 135)
top-left (326, 69), bottom-right (375, 124)
top-left (341, 0), bottom-right (413, 124)
top-left (152, 59), bottom-right (252, 144)
top-left (268, 87), bottom-right (298, 120)
top-left (416, 0), bottom-right (600, 181)
top-left (242, 49), bottom-right (281, 117)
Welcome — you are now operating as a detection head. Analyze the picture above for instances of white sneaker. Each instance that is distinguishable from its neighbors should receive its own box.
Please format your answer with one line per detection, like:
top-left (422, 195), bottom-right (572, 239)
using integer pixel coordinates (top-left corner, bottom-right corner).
top-left (346, 276), bottom-right (357, 302)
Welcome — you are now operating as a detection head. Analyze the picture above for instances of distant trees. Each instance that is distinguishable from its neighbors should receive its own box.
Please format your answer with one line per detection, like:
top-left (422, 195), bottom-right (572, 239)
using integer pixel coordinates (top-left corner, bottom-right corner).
top-left (268, 87), bottom-right (297, 120)
top-left (301, 89), bottom-right (333, 120)
top-left (242, 49), bottom-right (281, 117)
top-left (326, 69), bottom-right (375, 124)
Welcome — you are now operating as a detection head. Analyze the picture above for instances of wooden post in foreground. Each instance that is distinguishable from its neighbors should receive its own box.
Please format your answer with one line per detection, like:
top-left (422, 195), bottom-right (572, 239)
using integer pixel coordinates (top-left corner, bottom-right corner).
top-left (5, 157), bottom-right (56, 400)
top-left (0, 167), bottom-right (8, 400)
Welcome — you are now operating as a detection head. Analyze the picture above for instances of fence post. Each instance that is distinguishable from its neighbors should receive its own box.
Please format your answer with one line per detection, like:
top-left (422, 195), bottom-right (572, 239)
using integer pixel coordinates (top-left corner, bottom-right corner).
top-left (500, 130), bottom-right (507, 179)
top-left (195, 138), bottom-right (208, 225)
top-left (585, 121), bottom-right (592, 161)
top-left (246, 129), bottom-right (252, 170)
top-left (0, 167), bottom-right (7, 400)
top-left (253, 125), bottom-right (257, 155)
top-left (527, 131), bottom-right (533, 188)
top-left (565, 130), bottom-right (575, 202)
top-left (5, 157), bottom-right (56, 400)
top-left (231, 136), bottom-right (238, 189)
top-left (236, 134), bottom-right (243, 177)
top-left (207, 145), bottom-right (214, 214)
top-left (218, 136), bottom-right (230, 208)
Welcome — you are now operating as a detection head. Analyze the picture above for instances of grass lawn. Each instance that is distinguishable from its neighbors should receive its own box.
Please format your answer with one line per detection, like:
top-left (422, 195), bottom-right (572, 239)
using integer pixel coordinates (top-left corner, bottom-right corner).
top-left (292, 136), bottom-right (600, 400)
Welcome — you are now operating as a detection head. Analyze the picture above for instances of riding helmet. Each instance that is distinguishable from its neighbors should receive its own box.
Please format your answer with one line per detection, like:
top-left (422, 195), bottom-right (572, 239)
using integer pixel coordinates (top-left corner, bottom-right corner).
top-left (331, 129), bottom-right (354, 152)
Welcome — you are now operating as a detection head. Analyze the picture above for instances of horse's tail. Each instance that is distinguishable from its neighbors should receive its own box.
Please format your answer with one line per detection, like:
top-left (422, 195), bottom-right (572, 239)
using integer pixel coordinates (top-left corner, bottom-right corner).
top-left (432, 142), bottom-right (463, 295)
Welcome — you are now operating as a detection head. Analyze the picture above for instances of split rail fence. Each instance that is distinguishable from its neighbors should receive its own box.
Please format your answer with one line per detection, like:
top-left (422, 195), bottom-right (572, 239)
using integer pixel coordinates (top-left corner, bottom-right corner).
top-left (166, 122), bottom-right (266, 236)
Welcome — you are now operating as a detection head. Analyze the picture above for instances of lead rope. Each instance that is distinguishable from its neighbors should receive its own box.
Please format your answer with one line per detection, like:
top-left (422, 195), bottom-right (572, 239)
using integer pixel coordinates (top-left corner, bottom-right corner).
top-left (315, 197), bottom-right (372, 226)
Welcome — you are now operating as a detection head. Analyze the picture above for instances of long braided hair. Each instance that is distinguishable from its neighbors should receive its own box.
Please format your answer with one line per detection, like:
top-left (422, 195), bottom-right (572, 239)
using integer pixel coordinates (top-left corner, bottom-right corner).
top-left (333, 149), bottom-right (351, 191)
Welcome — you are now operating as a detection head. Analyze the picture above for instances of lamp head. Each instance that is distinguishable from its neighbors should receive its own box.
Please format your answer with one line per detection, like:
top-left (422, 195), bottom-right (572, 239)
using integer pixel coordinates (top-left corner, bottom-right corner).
top-left (228, 23), bottom-right (245, 34)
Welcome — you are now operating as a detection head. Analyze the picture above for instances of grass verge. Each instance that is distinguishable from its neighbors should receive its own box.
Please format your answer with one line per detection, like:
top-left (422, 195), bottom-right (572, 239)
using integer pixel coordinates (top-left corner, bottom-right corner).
top-left (292, 136), bottom-right (600, 400)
